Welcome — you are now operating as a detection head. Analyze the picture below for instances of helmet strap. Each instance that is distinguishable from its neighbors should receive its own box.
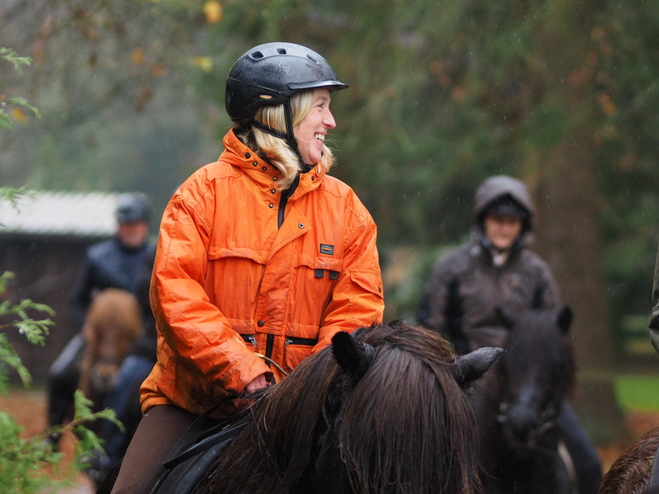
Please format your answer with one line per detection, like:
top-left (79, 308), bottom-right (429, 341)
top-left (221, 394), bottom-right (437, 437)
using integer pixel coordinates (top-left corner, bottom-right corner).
top-left (250, 101), bottom-right (305, 166)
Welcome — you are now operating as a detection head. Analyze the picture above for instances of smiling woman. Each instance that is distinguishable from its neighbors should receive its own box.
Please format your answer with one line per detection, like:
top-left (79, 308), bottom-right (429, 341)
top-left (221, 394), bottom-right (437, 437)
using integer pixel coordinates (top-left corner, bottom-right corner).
top-left (108, 42), bottom-right (384, 494)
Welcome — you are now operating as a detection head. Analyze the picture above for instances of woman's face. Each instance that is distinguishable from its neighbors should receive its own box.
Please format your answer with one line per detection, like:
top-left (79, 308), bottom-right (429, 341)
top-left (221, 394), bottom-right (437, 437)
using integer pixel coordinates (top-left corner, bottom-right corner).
top-left (294, 89), bottom-right (336, 165)
top-left (484, 214), bottom-right (523, 251)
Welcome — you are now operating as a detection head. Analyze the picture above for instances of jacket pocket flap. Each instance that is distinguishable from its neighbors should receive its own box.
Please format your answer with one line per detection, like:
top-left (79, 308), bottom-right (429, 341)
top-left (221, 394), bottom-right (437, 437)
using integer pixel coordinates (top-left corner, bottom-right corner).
top-left (350, 270), bottom-right (384, 299)
top-left (207, 247), bottom-right (267, 264)
top-left (296, 254), bottom-right (343, 271)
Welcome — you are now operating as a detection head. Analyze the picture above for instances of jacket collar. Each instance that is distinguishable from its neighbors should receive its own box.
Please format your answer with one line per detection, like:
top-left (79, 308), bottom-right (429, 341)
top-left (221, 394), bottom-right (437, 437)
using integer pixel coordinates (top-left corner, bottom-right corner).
top-left (469, 229), bottom-right (524, 267)
top-left (221, 129), bottom-right (325, 199)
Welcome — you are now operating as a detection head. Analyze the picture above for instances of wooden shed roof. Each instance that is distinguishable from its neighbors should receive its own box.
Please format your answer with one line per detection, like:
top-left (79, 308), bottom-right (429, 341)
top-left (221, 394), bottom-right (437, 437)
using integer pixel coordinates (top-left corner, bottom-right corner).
top-left (0, 191), bottom-right (122, 239)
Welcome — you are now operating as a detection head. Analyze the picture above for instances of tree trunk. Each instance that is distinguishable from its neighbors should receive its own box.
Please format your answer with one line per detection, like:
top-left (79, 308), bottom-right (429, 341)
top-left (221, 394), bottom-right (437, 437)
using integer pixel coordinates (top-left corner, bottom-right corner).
top-left (532, 127), bottom-right (628, 443)
top-left (533, 134), bottom-right (613, 367)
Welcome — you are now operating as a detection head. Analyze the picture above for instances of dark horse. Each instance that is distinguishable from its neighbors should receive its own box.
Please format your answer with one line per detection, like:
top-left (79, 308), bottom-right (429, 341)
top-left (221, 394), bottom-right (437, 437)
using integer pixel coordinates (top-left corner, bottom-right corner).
top-left (470, 307), bottom-right (576, 494)
top-left (104, 321), bottom-right (503, 494)
top-left (598, 426), bottom-right (659, 494)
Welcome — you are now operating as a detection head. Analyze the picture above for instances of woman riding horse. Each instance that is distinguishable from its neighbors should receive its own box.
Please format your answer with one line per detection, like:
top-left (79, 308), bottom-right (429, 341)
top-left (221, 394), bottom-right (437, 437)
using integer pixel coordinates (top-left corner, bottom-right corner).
top-left (110, 42), bottom-right (384, 494)
top-left (418, 174), bottom-right (602, 494)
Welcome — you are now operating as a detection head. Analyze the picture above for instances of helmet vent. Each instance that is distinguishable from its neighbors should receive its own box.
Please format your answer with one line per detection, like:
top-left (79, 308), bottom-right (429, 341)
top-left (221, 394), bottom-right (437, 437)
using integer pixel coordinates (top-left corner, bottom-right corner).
top-left (276, 48), bottom-right (287, 54)
top-left (250, 51), bottom-right (264, 60)
top-left (307, 54), bottom-right (317, 63)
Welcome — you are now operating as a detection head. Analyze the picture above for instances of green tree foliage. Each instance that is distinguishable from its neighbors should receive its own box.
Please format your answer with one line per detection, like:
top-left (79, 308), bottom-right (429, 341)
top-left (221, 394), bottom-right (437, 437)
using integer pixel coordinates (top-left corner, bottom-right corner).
top-left (2, 0), bottom-right (659, 352)
top-left (0, 49), bottom-right (122, 493)
top-left (0, 48), bottom-right (40, 130)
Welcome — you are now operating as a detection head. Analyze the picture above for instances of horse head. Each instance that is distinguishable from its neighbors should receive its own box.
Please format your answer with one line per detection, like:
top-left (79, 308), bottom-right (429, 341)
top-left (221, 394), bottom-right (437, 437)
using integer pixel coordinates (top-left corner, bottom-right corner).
top-left (79, 289), bottom-right (144, 408)
top-left (196, 321), bottom-right (501, 494)
top-left (496, 306), bottom-right (574, 451)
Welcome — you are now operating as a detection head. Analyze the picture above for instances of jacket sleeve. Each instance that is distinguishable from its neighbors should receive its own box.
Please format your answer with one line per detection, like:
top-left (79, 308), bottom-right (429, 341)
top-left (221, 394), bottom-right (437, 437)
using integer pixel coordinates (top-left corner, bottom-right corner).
top-left (313, 205), bottom-right (384, 350)
top-left (151, 195), bottom-right (271, 394)
top-left (649, 243), bottom-right (659, 353)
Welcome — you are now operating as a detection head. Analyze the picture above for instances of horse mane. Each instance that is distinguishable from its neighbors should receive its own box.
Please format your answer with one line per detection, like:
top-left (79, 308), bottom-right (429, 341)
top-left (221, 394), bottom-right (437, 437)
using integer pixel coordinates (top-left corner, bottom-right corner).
top-left (197, 322), bottom-right (481, 494)
top-left (599, 426), bottom-right (659, 494)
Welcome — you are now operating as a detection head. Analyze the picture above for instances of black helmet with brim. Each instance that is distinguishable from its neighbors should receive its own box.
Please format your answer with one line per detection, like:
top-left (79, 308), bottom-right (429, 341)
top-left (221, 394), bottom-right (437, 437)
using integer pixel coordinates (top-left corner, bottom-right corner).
top-left (225, 42), bottom-right (347, 126)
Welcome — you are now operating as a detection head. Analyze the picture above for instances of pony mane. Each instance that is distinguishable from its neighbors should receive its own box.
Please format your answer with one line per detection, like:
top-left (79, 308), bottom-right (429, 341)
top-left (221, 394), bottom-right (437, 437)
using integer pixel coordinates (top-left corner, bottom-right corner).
top-left (197, 322), bottom-right (481, 494)
top-left (599, 426), bottom-right (659, 494)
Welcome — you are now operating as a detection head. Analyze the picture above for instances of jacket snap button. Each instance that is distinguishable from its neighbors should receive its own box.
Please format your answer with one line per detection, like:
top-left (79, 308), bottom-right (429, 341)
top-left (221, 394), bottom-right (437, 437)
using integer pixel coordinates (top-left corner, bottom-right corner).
top-left (262, 166), bottom-right (268, 171)
top-left (273, 177), bottom-right (278, 181)
top-left (268, 203), bottom-right (274, 208)
top-left (298, 223), bottom-right (305, 229)
top-left (257, 320), bottom-right (265, 327)
top-left (245, 152), bottom-right (251, 158)
top-left (253, 161), bottom-right (258, 166)
top-left (271, 189), bottom-right (276, 194)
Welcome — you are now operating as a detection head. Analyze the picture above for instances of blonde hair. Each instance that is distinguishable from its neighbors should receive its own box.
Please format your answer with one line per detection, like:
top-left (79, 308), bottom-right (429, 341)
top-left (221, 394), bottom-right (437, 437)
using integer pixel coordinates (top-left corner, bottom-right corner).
top-left (235, 91), bottom-right (335, 189)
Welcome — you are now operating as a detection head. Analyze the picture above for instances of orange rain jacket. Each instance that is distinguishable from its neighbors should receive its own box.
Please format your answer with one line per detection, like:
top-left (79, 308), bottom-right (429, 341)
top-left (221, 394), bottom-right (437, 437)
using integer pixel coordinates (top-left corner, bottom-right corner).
top-left (141, 129), bottom-right (384, 418)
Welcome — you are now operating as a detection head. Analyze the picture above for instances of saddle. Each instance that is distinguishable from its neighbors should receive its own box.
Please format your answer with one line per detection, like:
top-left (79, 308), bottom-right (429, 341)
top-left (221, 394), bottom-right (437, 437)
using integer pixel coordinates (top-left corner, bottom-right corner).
top-left (149, 408), bottom-right (252, 494)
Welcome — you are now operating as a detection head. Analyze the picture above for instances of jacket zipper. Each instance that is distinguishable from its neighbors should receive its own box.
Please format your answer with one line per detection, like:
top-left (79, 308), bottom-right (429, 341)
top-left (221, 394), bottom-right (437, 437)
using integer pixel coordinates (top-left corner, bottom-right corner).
top-left (240, 334), bottom-right (257, 347)
top-left (285, 337), bottom-right (318, 346)
top-left (277, 173), bottom-right (300, 229)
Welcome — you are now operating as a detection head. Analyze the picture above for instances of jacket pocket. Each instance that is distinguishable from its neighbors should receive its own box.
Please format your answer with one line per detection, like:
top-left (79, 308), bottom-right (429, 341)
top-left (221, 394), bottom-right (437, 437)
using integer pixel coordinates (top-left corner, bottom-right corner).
top-left (205, 247), bottom-right (266, 317)
top-left (283, 336), bottom-right (317, 372)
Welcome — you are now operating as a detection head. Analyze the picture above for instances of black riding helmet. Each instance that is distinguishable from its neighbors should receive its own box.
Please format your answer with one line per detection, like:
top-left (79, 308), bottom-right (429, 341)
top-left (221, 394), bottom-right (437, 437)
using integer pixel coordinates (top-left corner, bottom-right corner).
top-left (225, 42), bottom-right (348, 152)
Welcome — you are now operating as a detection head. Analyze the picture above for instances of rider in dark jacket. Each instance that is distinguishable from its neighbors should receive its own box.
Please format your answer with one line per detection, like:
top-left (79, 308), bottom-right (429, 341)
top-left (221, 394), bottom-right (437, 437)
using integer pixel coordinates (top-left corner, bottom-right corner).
top-left (47, 193), bottom-right (156, 443)
top-left (418, 175), bottom-right (602, 494)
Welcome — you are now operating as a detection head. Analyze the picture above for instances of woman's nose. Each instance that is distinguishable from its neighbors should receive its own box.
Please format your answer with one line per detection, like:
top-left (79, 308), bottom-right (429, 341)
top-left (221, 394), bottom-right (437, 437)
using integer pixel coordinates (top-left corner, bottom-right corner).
top-left (324, 110), bottom-right (336, 129)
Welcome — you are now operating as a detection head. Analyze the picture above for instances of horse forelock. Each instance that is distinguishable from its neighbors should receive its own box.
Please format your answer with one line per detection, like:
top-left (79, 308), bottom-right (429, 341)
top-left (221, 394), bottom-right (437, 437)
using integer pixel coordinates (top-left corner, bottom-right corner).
top-left (503, 309), bottom-right (575, 395)
top-left (490, 308), bottom-right (576, 456)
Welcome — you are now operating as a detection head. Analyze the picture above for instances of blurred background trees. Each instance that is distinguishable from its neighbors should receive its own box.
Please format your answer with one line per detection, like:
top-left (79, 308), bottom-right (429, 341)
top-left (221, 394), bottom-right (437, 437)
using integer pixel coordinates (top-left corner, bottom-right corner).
top-left (3, 0), bottom-right (659, 442)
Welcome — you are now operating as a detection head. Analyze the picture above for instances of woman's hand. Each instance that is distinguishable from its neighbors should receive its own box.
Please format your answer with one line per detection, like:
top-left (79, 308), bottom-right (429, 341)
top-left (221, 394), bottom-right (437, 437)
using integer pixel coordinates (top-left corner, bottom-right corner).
top-left (245, 373), bottom-right (268, 393)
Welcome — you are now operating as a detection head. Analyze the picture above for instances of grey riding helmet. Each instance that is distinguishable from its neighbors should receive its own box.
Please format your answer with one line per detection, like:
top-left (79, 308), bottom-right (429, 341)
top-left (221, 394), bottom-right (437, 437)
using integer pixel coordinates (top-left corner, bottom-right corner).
top-left (116, 193), bottom-right (150, 224)
top-left (225, 42), bottom-right (347, 145)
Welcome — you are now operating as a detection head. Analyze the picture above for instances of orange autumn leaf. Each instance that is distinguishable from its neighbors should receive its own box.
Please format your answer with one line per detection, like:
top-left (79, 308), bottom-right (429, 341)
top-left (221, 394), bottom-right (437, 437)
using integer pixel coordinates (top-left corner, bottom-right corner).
top-left (204, 1), bottom-right (223, 23)
top-left (193, 56), bottom-right (213, 72)
top-left (132, 48), bottom-right (145, 65)
top-left (10, 107), bottom-right (27, 123)
top-left (597, 91), bottom-right (617, 116)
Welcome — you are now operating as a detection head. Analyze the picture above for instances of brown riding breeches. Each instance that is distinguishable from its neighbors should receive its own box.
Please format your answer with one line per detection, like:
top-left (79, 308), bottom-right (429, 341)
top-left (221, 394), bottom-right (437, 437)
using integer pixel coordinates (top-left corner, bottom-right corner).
top-left (110, 405), bottom-right (198, 494)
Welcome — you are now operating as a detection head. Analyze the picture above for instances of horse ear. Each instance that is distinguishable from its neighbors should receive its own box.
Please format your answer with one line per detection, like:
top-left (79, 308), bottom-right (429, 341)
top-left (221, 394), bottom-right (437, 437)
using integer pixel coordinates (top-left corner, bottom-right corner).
top-left (557, 306), bottom-right (572, 334)
top-left (331, 331), bottom-right (376, 385)
top-left (452, 347), bottom-right (504, 388)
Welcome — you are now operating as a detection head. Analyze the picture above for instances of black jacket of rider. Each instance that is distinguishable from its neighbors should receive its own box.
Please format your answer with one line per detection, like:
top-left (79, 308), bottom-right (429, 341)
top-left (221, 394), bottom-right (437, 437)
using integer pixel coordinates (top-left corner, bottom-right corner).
top-left (69, 237), bottom-right (156, 331)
